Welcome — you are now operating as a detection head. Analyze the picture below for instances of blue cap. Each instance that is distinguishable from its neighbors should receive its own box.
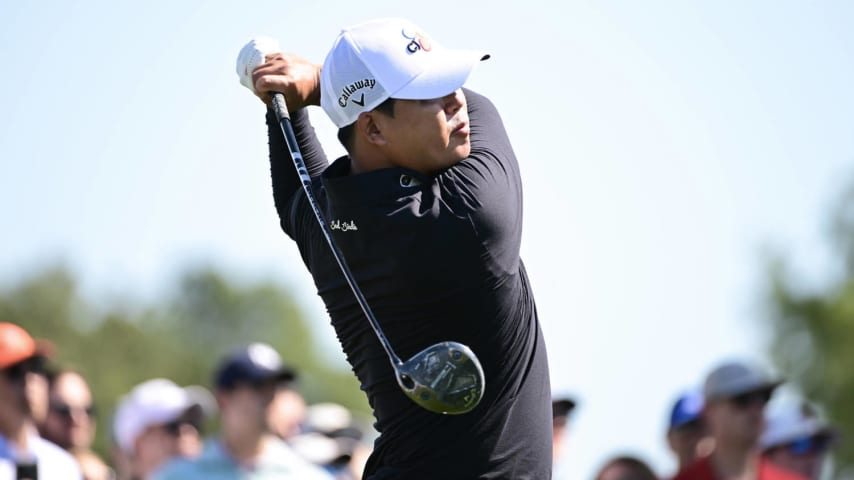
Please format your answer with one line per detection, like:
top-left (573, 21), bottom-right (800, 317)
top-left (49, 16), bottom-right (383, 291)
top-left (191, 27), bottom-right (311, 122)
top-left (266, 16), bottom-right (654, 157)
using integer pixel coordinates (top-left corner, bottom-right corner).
top-left (214, 343), bottom-right (296, 389)
top-left (669, 390), bottom-right (704, 430)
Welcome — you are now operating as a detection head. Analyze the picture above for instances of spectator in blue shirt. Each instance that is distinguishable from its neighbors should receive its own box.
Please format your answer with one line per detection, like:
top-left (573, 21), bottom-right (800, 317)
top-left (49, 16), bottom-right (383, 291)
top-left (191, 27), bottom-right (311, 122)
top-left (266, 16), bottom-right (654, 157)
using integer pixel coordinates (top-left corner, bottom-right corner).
top-left (153, 343), bottom-right (331, 480)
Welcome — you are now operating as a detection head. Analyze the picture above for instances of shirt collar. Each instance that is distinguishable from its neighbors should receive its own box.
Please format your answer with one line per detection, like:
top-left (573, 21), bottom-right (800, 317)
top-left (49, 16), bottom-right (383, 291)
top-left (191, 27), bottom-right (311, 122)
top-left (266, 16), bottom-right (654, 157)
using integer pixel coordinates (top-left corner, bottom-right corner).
top-left (321, 156), bottom-right (428, 206)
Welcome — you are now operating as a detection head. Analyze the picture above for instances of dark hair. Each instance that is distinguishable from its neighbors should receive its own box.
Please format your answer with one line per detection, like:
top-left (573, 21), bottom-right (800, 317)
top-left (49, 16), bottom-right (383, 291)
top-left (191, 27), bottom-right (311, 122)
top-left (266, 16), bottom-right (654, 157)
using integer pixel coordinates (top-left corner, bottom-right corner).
top-left (594, 455), bottom-right (658, 480)
top-left (337, 97), bottom-right (397, 152)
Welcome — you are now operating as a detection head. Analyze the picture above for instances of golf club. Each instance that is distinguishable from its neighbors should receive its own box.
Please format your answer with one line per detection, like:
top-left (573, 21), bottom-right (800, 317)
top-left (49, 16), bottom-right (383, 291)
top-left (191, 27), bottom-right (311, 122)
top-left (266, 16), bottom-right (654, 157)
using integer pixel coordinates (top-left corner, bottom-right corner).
top-left (270, 92), bottom-right (484, 415)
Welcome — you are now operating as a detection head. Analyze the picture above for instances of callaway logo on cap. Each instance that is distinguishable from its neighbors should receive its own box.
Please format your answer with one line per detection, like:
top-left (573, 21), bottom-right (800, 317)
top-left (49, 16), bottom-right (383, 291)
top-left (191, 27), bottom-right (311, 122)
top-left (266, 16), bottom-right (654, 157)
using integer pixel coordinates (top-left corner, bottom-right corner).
top-left (320, 17), bottom-right (489, 128)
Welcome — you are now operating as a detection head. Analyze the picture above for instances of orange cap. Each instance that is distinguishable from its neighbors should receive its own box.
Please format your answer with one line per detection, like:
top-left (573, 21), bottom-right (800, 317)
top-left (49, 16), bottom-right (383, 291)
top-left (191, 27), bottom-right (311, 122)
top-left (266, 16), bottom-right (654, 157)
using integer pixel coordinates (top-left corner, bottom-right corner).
top-left (0, 322), bottom-right (39, 369)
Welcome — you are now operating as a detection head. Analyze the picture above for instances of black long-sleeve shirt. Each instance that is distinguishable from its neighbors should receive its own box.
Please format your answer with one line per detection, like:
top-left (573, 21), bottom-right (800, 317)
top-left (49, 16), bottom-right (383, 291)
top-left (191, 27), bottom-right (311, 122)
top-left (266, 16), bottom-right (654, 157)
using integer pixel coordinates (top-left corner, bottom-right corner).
top-left (267, 90), bottom-right (552, 479)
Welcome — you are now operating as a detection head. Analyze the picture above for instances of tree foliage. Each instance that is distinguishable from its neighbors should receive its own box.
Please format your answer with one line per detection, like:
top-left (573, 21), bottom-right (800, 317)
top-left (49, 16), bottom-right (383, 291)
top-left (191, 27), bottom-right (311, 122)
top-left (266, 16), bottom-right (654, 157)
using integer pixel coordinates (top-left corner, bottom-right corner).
top-left (0, 265), bottom-right (368, 458)
top-left (766, 180), bottom-right (854, 476)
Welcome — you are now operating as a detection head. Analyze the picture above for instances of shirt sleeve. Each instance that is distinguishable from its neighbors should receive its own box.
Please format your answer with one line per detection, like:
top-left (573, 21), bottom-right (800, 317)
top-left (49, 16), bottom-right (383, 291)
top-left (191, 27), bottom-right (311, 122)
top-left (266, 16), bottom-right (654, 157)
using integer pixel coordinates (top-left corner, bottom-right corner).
top-left (267, 107), bottom-right (329, 232)
top-left (440, 89), bottom-right (524, 277)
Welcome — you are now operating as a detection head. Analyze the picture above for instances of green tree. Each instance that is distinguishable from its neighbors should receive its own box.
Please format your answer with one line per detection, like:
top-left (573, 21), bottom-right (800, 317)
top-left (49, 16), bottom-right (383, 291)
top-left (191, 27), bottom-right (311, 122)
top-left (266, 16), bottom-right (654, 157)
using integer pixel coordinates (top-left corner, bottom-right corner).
top-left (766, 180), bottom-right (854, 477)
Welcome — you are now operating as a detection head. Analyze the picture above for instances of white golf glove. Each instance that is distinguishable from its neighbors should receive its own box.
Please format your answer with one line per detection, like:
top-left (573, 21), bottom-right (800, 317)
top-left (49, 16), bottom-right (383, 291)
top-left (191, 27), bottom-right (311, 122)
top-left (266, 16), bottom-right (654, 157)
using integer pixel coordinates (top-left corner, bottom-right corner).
top-left (236, 36), bottom-right (281, 93)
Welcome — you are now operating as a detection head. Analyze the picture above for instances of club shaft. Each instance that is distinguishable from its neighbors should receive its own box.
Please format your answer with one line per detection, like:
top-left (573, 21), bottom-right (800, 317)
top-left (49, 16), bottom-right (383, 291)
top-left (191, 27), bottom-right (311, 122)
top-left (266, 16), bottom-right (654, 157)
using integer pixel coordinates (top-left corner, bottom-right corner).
top-left (271, 93), bottom-right (403, 367)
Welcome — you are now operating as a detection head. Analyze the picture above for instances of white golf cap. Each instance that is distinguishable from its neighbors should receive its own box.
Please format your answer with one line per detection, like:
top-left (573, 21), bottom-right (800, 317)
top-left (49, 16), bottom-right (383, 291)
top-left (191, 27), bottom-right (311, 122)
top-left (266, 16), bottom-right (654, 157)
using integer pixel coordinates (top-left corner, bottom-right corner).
top-left (320, 17), bottom-right (489, 128)
top-left (760, 403), bottom-right (838, 451)
top-left (112, 378), bottom-right (214, 453)
top-left (290, 403), bottom-right (371, 466)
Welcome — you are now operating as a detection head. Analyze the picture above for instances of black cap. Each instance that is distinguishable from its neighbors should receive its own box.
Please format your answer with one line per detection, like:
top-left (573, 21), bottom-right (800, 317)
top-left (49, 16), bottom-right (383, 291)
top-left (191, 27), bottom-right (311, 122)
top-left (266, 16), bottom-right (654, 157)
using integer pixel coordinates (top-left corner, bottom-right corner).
top-left (214, 343), bottom-right (297, 389)
top-left (553, 397), bottom-right (577, 421)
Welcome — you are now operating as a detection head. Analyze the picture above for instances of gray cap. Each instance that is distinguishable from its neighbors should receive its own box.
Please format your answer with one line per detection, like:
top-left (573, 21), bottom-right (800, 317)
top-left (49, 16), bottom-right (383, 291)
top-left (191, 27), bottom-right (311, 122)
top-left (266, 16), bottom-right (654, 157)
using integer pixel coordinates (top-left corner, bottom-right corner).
top-left (703, 360), bottom-right (782, 401)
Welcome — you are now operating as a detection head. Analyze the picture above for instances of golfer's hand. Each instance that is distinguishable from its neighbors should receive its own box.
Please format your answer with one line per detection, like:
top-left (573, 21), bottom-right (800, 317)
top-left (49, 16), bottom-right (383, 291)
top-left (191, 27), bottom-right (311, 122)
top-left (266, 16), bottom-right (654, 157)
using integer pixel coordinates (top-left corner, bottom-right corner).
top-left (252, 53), bottom-right (322, 110)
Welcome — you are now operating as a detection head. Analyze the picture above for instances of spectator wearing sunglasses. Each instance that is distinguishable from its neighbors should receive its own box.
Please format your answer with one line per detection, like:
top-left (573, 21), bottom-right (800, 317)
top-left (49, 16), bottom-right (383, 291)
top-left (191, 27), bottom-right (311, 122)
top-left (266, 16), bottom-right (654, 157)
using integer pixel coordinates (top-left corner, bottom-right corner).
top-left (289, 402), bottom-right (377, 479)
top-left (667, 390), bottom-right (713, 473)
top-left (153, 343), bottom-right (331, 479)
top-left (41, 369), bottom-right (97, 450)
top-left (112, 378), bottom-right (213, 480)
top-left (672, 360), bottom-right (806, 480)
top-left (0, 322), bottom-right (82, 479)
top-left (39, 369), bottom-right (113, 480)
top-left (760, 402), bottom-right (838, 480)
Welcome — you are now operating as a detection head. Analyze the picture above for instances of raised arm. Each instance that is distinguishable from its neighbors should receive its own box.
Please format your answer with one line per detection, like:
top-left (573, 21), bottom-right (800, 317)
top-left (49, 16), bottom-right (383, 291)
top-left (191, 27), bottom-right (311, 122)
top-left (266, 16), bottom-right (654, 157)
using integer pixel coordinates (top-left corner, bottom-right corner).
top-left (252, 53), bottom-right (329, 226)
top-left (266, 107), bottom-right (327, 225)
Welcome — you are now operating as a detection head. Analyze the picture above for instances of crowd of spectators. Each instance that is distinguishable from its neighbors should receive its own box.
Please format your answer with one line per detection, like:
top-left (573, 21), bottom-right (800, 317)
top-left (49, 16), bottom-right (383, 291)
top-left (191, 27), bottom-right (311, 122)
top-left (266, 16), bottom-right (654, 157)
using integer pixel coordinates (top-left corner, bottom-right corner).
top-left (1, 321), bottom-right (840, 479)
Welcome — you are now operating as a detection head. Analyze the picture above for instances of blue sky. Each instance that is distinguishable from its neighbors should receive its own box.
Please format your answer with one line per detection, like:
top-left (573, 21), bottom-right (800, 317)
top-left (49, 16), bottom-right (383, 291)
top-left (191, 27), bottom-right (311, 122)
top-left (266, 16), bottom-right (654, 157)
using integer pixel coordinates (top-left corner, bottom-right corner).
top-left (2, 1), bottom-right (853, 478)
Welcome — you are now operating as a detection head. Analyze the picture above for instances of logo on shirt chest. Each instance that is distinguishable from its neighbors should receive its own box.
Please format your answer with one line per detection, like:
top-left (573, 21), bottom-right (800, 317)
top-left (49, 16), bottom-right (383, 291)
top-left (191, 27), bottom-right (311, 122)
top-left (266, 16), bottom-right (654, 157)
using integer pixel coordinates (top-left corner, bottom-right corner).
top-left (330, 219), bottom-right (358, 232)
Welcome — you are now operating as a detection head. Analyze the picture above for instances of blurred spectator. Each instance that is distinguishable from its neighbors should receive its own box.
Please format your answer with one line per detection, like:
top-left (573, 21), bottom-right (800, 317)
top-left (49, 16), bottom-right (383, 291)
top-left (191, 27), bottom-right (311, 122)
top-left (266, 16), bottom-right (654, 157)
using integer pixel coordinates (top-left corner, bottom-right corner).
top-left (41, 369), bottom-right (96, 449)
top-left (552, 396), bottom-right (577, 464)
top-left (595, 455), bottom-right (658, 480)
top-left (672, 360), bottom-right (805, 480)
top-left (290, 402), bottom-right (375, 480)
top-left (760, 402), bottom-right (839, 480)
top-left (0, 322), bottom-right (82, 479)
top-left (111, 378), bottom-right (212, 480)
top-left (40, 368), bottom-right (112, 480)
top-left (667, 390), bottom-right (713, 473)
top-left (152, 342), bottom-right (332, 479)
top-left (268, 381), bottom-right (307, 441)
top-left (22, 356), bottom-right (50, 431)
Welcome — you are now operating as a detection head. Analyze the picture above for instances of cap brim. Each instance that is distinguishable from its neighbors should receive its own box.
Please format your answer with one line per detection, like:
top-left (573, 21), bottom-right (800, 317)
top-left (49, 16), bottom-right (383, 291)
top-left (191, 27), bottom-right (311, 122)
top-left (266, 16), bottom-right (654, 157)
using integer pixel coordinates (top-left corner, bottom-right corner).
top-left (393, 50), bottom-right (488, 100)
top-left (255, 367), bottom-right (296, 384)
top-left (761, 419), bottom-right (841, 450)
top-left (276, 369), bottom-right (297, 383)
top-left (708, 379), bottom-right (783, 401)
top-left (183, 385), bottom-right (217, 417)
top-left (552, 398), bottom-right (577, 418)
top-left (242, 367), bottom-right (297, 386)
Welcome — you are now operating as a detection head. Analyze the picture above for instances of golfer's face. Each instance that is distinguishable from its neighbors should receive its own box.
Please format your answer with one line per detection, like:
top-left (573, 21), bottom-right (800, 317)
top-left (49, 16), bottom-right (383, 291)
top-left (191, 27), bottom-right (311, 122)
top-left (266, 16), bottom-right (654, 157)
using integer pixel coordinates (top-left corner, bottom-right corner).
top-left (379, 89), bottom-right (471, 174)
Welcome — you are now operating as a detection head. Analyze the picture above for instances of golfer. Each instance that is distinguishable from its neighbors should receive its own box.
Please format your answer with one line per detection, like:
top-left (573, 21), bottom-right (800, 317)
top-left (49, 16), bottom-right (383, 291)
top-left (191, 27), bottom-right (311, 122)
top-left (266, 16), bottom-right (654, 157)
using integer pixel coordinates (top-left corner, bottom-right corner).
top-left (241, 17), bottom-right (552, 479)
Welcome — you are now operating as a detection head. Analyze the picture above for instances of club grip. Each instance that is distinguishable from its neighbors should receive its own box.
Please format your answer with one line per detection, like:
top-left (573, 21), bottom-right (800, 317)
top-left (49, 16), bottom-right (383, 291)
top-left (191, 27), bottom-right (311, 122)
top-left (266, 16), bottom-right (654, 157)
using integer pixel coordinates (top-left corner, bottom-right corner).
top-left (271, 92), bottom-right (290, 121)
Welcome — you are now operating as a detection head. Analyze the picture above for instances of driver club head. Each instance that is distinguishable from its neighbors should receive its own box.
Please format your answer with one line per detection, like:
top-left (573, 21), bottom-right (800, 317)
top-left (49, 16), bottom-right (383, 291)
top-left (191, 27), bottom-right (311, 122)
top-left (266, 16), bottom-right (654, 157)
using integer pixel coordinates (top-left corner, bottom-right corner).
top-left (395, 341), bottom-right (485, 414)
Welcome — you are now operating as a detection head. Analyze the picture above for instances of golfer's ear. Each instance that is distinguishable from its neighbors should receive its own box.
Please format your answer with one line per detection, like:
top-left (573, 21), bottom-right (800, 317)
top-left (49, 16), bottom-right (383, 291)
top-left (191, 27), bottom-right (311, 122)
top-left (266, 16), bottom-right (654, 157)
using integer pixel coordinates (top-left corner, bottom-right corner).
top-left (357, 112), bottom-right (387, 146)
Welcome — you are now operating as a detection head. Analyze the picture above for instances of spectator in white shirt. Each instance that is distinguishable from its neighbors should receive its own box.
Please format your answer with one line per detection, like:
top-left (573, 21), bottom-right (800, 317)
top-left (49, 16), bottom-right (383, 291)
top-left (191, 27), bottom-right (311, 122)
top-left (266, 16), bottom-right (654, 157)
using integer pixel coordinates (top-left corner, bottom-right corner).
top-left (0, 322), bottom-right (82, 480)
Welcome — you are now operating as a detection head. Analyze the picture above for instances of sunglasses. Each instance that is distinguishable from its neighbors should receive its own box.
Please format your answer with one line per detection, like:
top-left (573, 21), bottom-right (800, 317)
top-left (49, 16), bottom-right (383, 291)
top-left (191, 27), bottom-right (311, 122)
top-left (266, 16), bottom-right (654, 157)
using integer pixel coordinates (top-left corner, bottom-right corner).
top-left (728, 389), bottom-right (772, 409)
top-left (162, 418), bottom-right (202, 436)
top-left (2, 356), bottom-right (47, 381)
top-left (784, 435), bottom-right (832, 455)
top-left (50, 402), bottom-right (97, 419)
